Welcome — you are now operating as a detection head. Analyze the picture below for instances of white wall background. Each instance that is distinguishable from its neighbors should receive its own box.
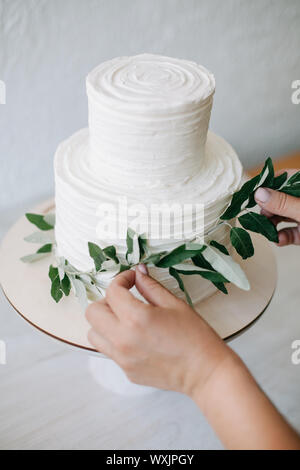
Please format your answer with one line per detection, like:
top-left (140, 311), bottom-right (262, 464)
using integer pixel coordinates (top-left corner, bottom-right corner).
top-left (0, 0), bottom-right (299, 216)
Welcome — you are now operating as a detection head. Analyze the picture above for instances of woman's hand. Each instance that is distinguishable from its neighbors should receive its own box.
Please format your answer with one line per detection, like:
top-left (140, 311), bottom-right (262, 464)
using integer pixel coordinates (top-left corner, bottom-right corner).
top-left (255, 169), bottom-right (300, 246)
top-left (85, 264), bottom-right (300, 449)
top-left (86, 265), bottom-right (232, 398)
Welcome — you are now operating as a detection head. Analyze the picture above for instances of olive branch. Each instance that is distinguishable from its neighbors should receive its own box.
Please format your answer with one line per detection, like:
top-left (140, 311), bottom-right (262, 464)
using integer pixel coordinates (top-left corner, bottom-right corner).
top-left (21, 158), bottom-right (300, 308)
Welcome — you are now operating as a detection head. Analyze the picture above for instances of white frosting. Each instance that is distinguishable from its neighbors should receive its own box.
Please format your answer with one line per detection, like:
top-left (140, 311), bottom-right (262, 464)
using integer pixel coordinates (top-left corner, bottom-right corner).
top-left (86, 54), bottom-right (215, 189)
top-left (54, 54), bottom-right (243, 304)
top-left (54, 129), bottom-right (242, 303)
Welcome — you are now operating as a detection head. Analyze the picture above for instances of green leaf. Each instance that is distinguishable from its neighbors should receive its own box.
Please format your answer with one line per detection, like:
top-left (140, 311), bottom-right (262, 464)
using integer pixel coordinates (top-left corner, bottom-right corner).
top-left (126, 229), bottom-right (140, 264)
top-left (36, 243), bottom-right (53, 254)
top-left (257, 157), bottom-right (274, 188)
top-left (144, 251), bottom-right (167, 265)
top-left (173, 264), bottom-right (228, 283)
top-left (270, 172), bottom-right (288, 190)
top-left (138, 234), bottom-right (148, 258)
top-left (169, 267), bottom-right (193, 307)
top-left (238, 212), bottom-right (278, 243)
top-left (201, 245), bottom-right (250, 290)
top-left (88, 242), bottom-right (106, 271)
top-left (70, 277), bottom-right (88, 311)
top-left (245, 194), bottom-right (257, 209)
top-left (185, 242), bottom-right (205, 251)
top-left (43, 212), bottom-right (56, 227)
top-left (119, 264), bottom-right (131, 273)
top-left (24, 230), bottom-right (55, 244)
top-left (95, 266), bottom-right (120, 284)
top-left (49, 264), bottom-right (58, 281)
top-left (269, 169), bottom-right (300, 194)
top-left (63, 261), bottom-right (80, 276)
top-left (48, 265), bottom-right (63, 303)
top-left (103, 245), bottom-right (119, 264)
top-left (246, 157), bottom-right (275, 208)
top-left (284, 171), bottom-right (300, 186)
top-left (212, 281), bottom-right (228, 294)
top-left (192, 252), bottom-right (214, 270)
top-left (79, 274), bottom-right (103, 299)
top-left (61, 273), bottom-right (71, 296)
top-left (125, 228), bottom-right (141, 264)
top-left (101, 259), bottom-right (118, 271)
top-left (25, 213), bottom-right (54, 231)
top-left (224, 158), bottom-right (275, 215)
top-left (280, 186), bottom-right (300, 197)
top-left (220, 175), bottom-right (260, 220)
top-left (126, 227), bottom-right (135, 254)
top-left (230, 227), bottom-right (254, 259)
top-left (209, 240), bottom-right (229, 255)
top-left (156, 243), bottom-right (205, 268)
top-left (21, 252), bottom-right (51, 263)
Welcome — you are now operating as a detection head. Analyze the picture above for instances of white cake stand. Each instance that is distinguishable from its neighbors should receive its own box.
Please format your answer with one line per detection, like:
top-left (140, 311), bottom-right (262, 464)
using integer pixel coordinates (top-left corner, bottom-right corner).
top-left (0, 199), bottom-right (277, 396)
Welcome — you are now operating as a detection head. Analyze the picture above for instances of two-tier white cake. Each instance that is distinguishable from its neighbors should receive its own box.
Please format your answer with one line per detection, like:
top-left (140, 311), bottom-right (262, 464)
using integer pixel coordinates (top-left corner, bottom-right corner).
top-left (54, 54), bottom-right (242, 303)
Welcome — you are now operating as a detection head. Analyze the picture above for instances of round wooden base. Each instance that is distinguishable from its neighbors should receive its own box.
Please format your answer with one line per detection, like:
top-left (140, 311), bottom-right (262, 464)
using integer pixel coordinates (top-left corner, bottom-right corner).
top-left (0, 199), bottom-right (277, 352)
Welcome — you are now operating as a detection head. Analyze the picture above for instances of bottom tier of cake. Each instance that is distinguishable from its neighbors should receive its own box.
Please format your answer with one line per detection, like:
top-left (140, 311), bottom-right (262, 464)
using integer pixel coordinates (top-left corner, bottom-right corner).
top-left (54, 129), bottom-right (242, 304)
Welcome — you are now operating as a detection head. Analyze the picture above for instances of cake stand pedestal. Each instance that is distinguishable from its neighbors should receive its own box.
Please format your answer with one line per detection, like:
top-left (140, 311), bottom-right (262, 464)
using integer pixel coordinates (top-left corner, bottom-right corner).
top-left (0, 199), bottom-right (277, 396)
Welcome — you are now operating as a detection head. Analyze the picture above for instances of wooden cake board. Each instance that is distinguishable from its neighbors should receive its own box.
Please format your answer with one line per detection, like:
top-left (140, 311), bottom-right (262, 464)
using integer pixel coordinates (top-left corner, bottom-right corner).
top-left (0, 199), bottom-right (277, 395)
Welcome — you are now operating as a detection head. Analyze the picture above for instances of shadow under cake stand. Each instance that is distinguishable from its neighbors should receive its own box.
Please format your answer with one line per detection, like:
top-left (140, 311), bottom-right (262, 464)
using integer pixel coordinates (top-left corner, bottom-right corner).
top-left (0, 199), bottom-right (277, 396)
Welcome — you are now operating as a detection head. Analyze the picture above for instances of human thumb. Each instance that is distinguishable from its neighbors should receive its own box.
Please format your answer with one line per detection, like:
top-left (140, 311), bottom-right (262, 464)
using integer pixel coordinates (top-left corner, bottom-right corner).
top-left (135, 264), bottom-right (181, 308)
top-left (254, 187), bottom-right (300, 222)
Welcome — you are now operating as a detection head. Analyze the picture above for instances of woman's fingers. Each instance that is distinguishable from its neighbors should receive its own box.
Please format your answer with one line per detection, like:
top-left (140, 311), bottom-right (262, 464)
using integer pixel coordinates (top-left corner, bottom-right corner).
top-left (255, 187), bottom-right (300, 222)
top-left (86, 298), bottom-right (118, 336)
top-left (277, 226), bottom-right (300, 246)
top-left (135, 264), bottom-right (184, 309)
top-left (87, 328), bottom-right (113, 356)
top-left (268, 215), bottom-right (296, 227)
top-left (260, 208), bottom-right (295, 223)
top-left (105, 269), bottom-right (146, 318)
top-left (86, 299), bottom-right (120, 356)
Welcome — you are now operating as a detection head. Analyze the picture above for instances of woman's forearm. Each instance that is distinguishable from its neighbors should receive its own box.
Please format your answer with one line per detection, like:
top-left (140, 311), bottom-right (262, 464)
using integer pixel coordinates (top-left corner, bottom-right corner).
top-left (192, 351), bottom-right (300, 450)
top-left (86, 268), bottom-right (300, 450)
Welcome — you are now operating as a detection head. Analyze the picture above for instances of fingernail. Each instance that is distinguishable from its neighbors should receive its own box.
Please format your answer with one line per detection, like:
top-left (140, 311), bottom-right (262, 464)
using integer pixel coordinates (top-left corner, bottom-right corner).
top-left (255, 187), bottom-right (270, 203)
top-left (137, 263), bottom-right (148, 275)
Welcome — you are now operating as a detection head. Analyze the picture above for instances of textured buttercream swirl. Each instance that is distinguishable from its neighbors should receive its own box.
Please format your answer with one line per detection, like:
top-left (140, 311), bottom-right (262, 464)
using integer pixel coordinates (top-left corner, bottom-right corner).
top-left (86, 54), bottom-right (215, 189)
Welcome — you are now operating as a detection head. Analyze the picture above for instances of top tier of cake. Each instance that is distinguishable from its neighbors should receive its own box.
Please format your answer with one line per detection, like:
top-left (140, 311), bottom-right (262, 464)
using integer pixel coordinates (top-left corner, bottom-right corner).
top-left (86, 54), bottom-right (215, 189)
top-left (54, 54), bottom-right (242, 304)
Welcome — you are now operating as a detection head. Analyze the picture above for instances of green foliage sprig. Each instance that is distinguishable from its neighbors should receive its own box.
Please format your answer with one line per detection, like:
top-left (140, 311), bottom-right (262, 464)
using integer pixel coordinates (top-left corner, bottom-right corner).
top-left (220, 157), bottom-right (300, 261)
top-left (21, 158), bottom-right (300, 308)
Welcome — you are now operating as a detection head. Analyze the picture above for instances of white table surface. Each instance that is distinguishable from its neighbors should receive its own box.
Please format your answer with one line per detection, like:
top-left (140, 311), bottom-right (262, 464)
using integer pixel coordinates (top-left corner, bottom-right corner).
top-left (0, 202), bottom-right (300, 450)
